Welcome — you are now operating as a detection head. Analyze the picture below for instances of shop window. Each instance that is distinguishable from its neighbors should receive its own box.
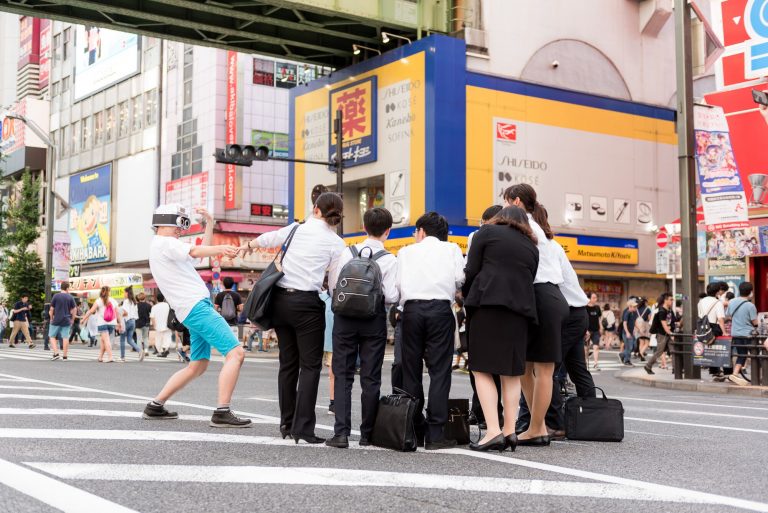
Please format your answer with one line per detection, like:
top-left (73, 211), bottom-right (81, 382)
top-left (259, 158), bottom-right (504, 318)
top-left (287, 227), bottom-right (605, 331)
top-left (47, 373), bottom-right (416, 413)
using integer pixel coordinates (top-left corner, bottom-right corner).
top-left (144, 89), bottom-right (157, 126)
top-left (71, 120), bottom-right (79, 155)
top-left (62, 28), bottom-right (71, 60)
top-left (131, 95), bottom-right (143, 132)
top-left (53, 33), bottom-right (61, 62)
top-left (51, 81), bottom-right (60, 97)
top-left (81, 116), bottom-right (91, 151)
top-left (118, 101), bottom-right (129, 138)
top-left (61, 76), bottom-right (69, 92)
top-left (105, 107), bottom-right (115, 142)
top-left (93, 111), bottom-right (104, 146)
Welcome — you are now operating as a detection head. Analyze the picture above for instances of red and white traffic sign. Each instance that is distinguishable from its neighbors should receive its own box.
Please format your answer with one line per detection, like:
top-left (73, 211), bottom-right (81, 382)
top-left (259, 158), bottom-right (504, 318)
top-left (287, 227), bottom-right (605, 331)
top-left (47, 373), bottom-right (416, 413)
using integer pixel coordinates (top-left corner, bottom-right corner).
top-left (656, 230), bottom-right (668, 249)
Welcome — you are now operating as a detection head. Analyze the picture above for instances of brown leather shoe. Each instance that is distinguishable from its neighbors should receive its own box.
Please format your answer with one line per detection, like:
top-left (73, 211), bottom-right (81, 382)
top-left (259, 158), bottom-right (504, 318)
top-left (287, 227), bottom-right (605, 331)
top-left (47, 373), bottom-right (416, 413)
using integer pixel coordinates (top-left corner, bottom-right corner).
top-left (547, 428), bottom-right (566, 441)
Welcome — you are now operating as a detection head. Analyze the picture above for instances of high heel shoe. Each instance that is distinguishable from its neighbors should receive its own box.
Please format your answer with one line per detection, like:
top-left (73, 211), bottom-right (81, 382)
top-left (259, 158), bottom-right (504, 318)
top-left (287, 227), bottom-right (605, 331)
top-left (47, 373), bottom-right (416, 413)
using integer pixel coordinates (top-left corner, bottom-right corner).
top-left (292, 434), bottom-right (325, 444)
top-left (504, 433), bottom-right (518, 452)
top-left (469, 433), bottom-right (506, 452)
top-left (280, 425), bottom-right (291, 439)
top-left (516, 435), bottom-right (551, 446)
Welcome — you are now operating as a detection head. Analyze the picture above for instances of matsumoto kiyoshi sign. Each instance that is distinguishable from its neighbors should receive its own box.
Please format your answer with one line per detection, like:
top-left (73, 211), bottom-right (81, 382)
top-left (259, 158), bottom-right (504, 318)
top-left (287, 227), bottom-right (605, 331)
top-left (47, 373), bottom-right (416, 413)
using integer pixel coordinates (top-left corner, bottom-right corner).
top-left (68, 164), bottom-right (112, 264)
top-left (555, 234), bottom-right (639, 265)
top-left (329, 76), bottom-right (377, 167)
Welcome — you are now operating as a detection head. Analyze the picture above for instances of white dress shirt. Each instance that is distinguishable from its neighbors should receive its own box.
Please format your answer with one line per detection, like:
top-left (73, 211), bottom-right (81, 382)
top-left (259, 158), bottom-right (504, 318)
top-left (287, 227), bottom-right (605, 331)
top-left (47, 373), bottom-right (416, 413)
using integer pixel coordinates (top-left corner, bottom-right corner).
top-left (554, 241), bottom-right (588, 307)
top-left (397, 236), bottom-right (465, 305)
top-left (254, 216), bottom-right (346, 292)
top-left (330, 238), bottom-right (400, 305)
top-left (528, 214), bottom-right (564, 285)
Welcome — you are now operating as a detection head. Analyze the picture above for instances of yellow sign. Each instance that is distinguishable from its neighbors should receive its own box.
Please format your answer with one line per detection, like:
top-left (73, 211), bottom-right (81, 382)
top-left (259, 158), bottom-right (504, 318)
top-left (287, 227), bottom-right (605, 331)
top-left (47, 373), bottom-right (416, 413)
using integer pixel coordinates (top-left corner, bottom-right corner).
top-left (555, 235), bottom-right (639, 265)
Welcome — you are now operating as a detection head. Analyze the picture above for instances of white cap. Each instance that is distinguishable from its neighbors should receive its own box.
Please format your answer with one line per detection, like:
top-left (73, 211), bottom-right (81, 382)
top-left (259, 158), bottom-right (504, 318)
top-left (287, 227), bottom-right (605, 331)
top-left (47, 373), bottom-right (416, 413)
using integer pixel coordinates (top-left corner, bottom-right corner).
top-left (154, 203), bottom-right (187, 216)
top-left (152, 203), bottom-right (191, 228)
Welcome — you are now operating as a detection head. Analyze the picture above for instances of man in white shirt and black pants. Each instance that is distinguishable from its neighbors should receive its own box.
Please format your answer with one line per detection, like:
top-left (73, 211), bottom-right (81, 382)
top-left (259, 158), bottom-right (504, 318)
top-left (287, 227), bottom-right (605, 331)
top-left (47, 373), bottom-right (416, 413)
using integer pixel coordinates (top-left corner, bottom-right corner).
top-left (326, 208), bottom-right (399, 448)
top-left (397, 212), bottom-right (465, 450)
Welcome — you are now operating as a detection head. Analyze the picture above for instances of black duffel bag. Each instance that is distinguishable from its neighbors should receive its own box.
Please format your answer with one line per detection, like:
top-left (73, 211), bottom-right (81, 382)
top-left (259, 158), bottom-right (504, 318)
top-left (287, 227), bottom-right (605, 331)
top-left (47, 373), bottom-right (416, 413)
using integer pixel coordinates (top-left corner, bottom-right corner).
top-left (371, 388), bottom-right (419, 452)
top-left (243, 224), bottom-right (299, 330)
top-left (564, 386), bottom-right (624, 442)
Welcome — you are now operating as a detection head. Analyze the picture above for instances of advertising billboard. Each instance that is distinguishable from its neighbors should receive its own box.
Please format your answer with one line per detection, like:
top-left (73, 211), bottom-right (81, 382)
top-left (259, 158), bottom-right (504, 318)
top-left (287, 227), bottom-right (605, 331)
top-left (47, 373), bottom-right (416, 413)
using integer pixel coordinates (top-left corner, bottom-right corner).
top-left (225, 51), bottom-right (239, 210)
top-left (73, 26), bottom-right (140, 101)
top-left (251, 130), bottom-right (289, 158)
top-left (329, 77), bottom-right (378, 167)
top-left (17, 16), bottom-right (40, 70)
top-left (68, 164), bottom-right (112, 264)
top-left (38, 19), bottom-right (52, 89)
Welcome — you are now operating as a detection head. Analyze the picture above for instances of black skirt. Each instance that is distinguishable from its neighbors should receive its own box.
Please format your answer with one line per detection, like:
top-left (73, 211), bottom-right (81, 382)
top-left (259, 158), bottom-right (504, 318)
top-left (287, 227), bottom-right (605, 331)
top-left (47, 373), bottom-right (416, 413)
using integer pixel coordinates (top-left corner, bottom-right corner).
top-left (468, 306), bottom-right (528, 376)
top-left (527, 282), bottom-right (569, 363)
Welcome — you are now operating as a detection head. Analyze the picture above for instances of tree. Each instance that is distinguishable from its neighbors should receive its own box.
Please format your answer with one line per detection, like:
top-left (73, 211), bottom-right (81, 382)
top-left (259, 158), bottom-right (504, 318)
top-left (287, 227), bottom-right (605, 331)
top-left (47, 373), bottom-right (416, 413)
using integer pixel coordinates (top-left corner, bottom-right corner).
top-left (0, 171), bottom-right (46, 321)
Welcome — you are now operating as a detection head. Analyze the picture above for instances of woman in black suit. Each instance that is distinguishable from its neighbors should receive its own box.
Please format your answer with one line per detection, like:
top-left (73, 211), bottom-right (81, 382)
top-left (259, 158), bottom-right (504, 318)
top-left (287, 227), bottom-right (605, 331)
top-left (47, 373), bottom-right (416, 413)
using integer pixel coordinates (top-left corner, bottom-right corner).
top-left (462, 206), bottom-right (539, 452)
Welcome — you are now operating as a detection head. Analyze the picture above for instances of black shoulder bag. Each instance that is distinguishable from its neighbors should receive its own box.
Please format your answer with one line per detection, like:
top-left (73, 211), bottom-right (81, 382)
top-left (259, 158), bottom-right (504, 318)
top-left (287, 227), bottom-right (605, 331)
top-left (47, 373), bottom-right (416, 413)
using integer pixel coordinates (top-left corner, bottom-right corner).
top-left (371, 387), bottom-right (419, 452)
top-left (243, 224), bottom-right (300, 330)
top-left (564, 386), bottom-right (624, 442)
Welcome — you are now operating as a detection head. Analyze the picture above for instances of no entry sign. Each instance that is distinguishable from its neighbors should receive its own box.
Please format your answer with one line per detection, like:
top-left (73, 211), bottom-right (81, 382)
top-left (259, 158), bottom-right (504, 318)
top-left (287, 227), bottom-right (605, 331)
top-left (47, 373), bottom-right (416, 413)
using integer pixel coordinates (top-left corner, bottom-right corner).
top-left (656, 230), bottom-right (668, 249)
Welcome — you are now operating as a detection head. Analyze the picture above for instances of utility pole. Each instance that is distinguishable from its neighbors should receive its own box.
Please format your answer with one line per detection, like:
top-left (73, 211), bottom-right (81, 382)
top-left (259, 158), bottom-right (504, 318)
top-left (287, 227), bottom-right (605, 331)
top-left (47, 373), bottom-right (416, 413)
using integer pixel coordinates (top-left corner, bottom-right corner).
top-left (674, 0), bottom-right (701, 379)
top-left (333, 108), bottom-right (344, 235)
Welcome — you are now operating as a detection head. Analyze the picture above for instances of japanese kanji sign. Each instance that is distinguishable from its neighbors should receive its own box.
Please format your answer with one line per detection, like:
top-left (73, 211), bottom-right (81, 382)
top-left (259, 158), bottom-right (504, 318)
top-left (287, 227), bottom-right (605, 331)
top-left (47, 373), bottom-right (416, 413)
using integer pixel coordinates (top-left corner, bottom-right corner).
top-left (329, 76), bottom-right (377, 167)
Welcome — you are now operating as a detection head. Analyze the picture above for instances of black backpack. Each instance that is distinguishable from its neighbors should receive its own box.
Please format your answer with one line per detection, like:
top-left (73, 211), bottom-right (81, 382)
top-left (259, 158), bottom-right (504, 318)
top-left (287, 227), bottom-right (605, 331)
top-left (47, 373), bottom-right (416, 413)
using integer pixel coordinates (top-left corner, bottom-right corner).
top-left (331, 246), bottom-right (389, 318)
top-left (695, 301), bottom-right (718, 345)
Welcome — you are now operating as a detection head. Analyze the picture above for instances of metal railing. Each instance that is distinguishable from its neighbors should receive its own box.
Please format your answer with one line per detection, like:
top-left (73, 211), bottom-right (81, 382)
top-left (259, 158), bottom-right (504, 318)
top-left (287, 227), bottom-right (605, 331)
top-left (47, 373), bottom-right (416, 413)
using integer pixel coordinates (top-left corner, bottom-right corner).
top-left (669, 333), bottom-right (768, 386)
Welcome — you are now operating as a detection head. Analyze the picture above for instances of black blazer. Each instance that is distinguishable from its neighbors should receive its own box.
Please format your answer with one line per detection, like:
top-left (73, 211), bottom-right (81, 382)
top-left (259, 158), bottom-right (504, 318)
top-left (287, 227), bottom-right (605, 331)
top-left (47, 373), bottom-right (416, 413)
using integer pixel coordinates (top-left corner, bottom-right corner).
top-left (462, 224), bottom-right (539, 322)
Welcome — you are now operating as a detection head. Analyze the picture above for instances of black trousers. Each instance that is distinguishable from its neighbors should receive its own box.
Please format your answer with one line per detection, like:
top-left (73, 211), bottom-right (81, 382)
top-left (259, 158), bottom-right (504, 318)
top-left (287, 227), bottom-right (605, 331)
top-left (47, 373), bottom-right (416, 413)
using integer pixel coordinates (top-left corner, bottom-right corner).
top-left (517, 306), bottom-right (595, 431)
top-left (332, 310), bottom-right (387, 437)
top-left (269, 288), bottom-right (325, 436)
top-left (401, 300), bottom-right (455, 443)
top-left (391, 318), bottom-right (403, 391)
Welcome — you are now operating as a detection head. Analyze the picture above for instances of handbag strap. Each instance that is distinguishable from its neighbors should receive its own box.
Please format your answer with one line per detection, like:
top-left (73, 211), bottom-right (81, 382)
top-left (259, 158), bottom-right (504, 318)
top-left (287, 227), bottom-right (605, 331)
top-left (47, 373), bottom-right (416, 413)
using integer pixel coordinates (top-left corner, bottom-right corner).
top-left (273, 224), bottom-right (300, 265)
top-left (592, 386), bottom-right (608, 400)
top-left (392, 386), bottom-right (416, 400)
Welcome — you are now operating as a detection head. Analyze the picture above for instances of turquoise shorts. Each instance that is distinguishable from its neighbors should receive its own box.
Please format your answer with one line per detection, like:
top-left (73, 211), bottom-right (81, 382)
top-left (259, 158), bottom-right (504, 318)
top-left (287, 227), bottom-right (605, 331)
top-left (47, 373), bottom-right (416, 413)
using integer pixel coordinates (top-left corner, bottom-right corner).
top-left (184, 298), bottom-right (240, 361)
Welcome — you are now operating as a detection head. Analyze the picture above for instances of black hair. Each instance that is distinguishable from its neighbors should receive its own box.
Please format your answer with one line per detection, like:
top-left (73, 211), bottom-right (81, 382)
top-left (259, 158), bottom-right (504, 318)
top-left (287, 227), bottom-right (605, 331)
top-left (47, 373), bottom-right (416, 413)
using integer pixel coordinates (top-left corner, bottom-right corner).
top-left (717, 281), bottom-right (729, 292)
top-left (363, 207), bottom-right (393, 237)
top-left (20, 291), bottom-right (29, 297)
top-left (311, 184), bottom-right (329, 205)
top-left (502, 184), bottom-right (553, 239)
top-left (739, 281), bottom-right (754, 297)
top-left (481, 205), bottom-right (503, 222)
top-left (61, 281), bottom-right (70, 291)
top-left (315, 192), bottom-right (343, 227)
top-left (725, 291), bottom-right (735, 301)
top-left (603, 303), bottom-right (611, 311)
top-left (486, 206), bottom-right (537, 243)
top-left (157, 292), bottom-right (165, 303)
top-left (657, 292), bottom-right (673, 305)
top-left (223, 277), bottom-right (234, 290)
top-left (705, 282), bottom-right (720, 297)
top-left (415, 211), bottom-right (449, 241)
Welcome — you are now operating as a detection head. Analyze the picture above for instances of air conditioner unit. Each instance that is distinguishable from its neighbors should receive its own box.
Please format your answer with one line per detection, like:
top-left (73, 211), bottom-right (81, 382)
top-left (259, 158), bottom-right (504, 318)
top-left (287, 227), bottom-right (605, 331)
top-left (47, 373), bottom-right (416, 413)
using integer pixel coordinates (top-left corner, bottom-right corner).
top-left (639, 0), bottom-right (673, 37)
top-left (463, 27), bottom-right (487, 53)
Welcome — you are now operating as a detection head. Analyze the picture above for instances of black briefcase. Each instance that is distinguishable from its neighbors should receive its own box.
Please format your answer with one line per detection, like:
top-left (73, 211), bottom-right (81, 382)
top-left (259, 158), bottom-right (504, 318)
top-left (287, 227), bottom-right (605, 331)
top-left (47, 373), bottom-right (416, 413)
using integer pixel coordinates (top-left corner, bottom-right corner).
top-left (371, 388), bottom-right (418, 452)
top-left (444, 398), bottom-right (470, 445)
top-left (564, 387), bottom-right (624, 442)
top-left (243, 225), bottom-right (298, 330)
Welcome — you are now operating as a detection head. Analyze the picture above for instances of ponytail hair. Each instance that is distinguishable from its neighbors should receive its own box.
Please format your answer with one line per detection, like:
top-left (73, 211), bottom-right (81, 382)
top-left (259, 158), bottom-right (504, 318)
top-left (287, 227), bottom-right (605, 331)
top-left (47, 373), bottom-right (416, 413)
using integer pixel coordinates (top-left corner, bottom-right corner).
top-left (99, 286), bottom-right (110, 304)
top-left (315, 192), bottom-right (343, 227)
top-left (533, 202), bottom-right (554, 240)
top-left (125, 286), bottom-right (135, 305)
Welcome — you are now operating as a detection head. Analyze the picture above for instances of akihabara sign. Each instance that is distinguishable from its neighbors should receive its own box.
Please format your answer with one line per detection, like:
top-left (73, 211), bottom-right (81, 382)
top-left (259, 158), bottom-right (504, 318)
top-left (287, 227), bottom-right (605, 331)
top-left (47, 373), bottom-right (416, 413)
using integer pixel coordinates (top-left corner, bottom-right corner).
top-left (716, 0), bottom-right (768, 86)
top-left (329, 77), bottom-right (378, 167)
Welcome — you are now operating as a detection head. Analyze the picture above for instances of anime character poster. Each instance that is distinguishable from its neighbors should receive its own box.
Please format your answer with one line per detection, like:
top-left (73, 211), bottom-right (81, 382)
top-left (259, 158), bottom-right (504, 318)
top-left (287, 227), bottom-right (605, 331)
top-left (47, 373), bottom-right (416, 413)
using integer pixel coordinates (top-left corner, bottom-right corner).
top-left (694, 105), bottom-right (749, 231)
top-left (68, 164), bottom-right (111, 264)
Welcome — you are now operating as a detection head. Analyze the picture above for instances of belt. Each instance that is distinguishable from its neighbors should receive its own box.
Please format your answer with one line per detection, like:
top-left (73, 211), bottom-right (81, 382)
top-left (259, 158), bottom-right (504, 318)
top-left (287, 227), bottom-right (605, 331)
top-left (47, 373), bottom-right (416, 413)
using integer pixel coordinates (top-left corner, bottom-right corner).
top-left (276, 286), bottom-right (316, 295)
top-left (570, 306), bottom-right (586, 311)
top-left (404, 299), bottom-right (450, 305)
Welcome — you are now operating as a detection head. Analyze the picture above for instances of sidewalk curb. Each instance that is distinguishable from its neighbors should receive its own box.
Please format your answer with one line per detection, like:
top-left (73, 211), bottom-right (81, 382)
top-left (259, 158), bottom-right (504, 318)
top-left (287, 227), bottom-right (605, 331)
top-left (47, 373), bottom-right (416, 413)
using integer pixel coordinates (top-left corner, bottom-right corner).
top-left (616, 369), bottom-right (768, 398)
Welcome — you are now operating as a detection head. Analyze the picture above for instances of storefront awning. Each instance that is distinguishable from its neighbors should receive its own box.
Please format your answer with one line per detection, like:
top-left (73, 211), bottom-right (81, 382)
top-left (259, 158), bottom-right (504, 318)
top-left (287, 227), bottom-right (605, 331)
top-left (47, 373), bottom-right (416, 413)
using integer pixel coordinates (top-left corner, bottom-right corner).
top-left (216, 222), bottom-right (283, 235)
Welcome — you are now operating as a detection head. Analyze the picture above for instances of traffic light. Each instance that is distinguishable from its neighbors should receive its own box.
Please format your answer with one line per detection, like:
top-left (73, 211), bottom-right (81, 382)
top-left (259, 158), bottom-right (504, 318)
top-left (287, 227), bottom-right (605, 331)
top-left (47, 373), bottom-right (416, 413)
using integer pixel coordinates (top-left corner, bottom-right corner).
top-left (213, 145), bottom-right (270, 166)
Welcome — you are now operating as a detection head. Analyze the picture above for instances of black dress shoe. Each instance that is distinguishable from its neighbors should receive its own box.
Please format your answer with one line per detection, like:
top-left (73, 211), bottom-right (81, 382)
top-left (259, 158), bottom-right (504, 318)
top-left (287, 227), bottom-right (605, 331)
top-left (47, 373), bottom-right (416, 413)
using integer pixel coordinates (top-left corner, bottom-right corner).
top-left (504, 433), bottom-right (517, 451)
top-left (358, 437), bottom-right (372, 447)
top-left (280, 425), bottom-right (291, 439)
top-left (325, 435), bottom-right (349, 448)
top-left (425, 439), bottom-right (457, 451)
top-left (517, 435), bottom-right (551, 446)
top-left (469, 434), bottom-right (506, 452)
top-left (292, 434), bottom-right (325, 444)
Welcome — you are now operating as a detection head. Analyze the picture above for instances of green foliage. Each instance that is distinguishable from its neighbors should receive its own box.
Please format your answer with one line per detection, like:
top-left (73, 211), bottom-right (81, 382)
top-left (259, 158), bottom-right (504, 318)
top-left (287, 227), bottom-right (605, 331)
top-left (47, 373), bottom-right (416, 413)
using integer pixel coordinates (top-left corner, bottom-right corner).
top-left (0, 171), bottom-right (45, 320)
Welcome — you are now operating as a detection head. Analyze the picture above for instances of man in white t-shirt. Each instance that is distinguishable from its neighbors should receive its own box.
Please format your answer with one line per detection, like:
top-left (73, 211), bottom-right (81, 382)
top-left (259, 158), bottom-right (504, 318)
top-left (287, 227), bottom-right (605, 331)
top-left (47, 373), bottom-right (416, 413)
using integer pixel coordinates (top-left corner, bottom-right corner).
top-left (697, 282), bottom-right (727, 381)
top-left (142, 204), bottom-right (249, 428)
top-left (150, 293), bottom-right (172, 356)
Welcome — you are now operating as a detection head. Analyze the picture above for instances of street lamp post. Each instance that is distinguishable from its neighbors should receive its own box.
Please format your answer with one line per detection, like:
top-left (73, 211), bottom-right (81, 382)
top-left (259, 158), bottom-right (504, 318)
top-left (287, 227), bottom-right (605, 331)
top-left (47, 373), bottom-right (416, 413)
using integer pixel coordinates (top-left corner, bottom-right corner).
top-left (6, 114), bottom-right (57, 305)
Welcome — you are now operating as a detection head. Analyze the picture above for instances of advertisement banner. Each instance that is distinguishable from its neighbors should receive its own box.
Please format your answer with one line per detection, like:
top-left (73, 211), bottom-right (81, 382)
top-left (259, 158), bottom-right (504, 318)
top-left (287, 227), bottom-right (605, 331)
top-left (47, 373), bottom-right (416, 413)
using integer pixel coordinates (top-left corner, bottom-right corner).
top-left (694, 105), bottom-right (749, 231)
top-left (225, 50), bottom-right (238, 210)
top-left (554, 234), bottom-right (639, 265)
top-left (52, 232), bottom-right (71, 282)
top-left (68, 164), bottom-right (112, 264)
top-left (329, 76), bottom-right (378, 167)
top-left (706, 227), bottom-right (757, 273)
top-left (251, 130), bottom-right (289, 158)
top-left (38, 19), bottom-right (52, 89)
top-left (74, 26), bottom-right (140, 100)
top-left (17, 16), bottom-right (40, 70)
top-left (692, 337), bottom-right (733, 368)
top-left (165, 172), bottom-right (209, 210)
top-left (708, 274), bottom-right (746, 297)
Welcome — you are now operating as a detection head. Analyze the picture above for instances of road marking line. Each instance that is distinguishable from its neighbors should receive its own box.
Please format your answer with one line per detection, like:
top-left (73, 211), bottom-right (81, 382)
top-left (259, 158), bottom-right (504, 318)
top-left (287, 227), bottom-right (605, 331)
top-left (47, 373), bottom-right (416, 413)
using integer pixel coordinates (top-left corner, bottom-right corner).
top-left (625, 430), bottom-right (690, 439)
top-left (0, 394), bottom-right (155, 405)
top-left (0, 408), bottom-right (273, 423)
top-left (18, 462), bottom-right (731, 506)
top-left (625, 417), bottom-right (768, 434)
top-left (0, 372), bottom-right (346, 433)
top-left (613, 395), bottom-right (768, 412)
top-left (0, 457), bottom-right (138, 513)
top-left (246, 397), bottom-right (279, 402)
top-left (629, 406), bottom-right (768, 421)
top-left (0, 385), bottom-right (95, 391)
top-left (445, 449), bottom-right (768, 512)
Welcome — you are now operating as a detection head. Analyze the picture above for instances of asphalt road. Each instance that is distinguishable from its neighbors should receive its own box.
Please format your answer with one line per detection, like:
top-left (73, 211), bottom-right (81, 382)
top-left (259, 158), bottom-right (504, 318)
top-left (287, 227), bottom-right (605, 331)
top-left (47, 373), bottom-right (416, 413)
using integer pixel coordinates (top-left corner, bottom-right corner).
top-left (0, 344), bottom-right (766, 513)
